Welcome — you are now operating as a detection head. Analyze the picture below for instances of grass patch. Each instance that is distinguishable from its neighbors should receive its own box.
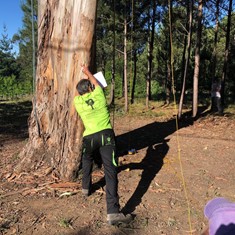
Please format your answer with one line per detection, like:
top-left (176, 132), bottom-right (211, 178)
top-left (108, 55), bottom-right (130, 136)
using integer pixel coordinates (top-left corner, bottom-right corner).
top-left (58, 218), bottom-right (73, 228)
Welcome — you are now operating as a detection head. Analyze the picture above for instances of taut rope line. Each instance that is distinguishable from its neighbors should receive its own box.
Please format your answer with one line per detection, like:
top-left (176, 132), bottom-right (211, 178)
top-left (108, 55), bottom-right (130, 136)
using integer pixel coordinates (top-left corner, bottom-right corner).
top-left (168, 0), bottom-right (193, 234)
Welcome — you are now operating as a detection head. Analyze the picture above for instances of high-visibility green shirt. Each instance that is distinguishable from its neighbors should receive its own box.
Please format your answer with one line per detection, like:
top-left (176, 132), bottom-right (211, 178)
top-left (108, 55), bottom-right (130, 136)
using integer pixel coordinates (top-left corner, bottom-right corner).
top-left (74, 86), bottom-right (112, 137)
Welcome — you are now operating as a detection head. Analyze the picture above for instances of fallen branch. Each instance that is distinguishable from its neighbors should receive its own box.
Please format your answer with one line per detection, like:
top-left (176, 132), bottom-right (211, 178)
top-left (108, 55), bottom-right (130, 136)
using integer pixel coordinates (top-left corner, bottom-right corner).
top-left (49, 182), bottom-right (81, 189)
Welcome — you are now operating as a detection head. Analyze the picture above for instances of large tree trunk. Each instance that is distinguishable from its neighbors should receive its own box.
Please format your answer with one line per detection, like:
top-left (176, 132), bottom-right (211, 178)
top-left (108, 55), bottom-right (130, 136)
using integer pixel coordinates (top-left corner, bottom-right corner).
top-left (192, 0), bottom-right (203, 118)
top-left (15, 0), bottom-right (97, 180)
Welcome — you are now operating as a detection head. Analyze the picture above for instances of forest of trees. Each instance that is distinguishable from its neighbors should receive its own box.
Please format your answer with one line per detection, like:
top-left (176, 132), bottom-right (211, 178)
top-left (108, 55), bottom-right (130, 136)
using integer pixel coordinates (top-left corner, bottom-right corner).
top-left (1, 0), bottom-right (234, 110)
top-left (0, 0), bottom-right (37, 99)
top-left (0, 0), bottom-right (234, 179)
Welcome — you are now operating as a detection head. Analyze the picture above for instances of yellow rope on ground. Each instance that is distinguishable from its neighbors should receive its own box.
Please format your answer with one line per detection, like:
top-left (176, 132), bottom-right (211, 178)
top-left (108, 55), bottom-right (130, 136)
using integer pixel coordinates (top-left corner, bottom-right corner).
top-left (168, 1), bottom-right (193, 234)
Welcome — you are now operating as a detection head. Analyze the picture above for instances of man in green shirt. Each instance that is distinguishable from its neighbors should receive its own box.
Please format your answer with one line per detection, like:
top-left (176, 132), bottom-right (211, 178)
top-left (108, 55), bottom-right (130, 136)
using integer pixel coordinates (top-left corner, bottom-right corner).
top-left (74, 65), bottom-right (132, 225)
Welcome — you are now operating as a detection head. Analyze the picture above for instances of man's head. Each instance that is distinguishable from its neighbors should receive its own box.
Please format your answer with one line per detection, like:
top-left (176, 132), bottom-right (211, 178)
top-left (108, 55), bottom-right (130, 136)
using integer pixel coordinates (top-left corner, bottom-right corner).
top-left (76, 79), bottom-right (93, 95)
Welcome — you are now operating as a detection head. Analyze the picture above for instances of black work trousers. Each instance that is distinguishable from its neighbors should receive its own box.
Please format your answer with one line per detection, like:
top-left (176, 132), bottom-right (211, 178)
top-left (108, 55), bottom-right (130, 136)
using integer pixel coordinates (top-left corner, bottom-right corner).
top-left (82, 129), bottom-right (120, 214)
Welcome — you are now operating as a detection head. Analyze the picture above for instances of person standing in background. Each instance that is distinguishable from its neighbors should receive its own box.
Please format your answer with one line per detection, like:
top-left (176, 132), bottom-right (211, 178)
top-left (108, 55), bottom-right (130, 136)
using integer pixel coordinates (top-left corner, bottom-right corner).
top-left (211, 77), bottom-right (223, 115)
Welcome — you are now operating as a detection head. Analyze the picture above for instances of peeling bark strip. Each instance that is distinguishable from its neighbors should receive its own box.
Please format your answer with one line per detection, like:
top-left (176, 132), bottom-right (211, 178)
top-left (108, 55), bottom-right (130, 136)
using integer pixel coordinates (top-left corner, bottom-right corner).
top-left (16, 0), bottom-right (97, 180)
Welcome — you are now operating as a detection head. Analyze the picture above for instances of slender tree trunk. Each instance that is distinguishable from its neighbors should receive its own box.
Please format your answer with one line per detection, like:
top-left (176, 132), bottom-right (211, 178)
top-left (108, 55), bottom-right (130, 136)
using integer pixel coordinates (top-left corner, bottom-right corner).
top-left (192, 0), bottom-right (203, 117)
top-left (178, 0), bottom-right (193, 118)
top-left (221, 0), bottom-right (232, 107)
top-left (180, 33), bottom-right (187, 88)
top-left (149, 0), bottom-right (156, 101)
top-left (90, 6), bottom-right (97, 74)
top-left (109, 0), bottom-right (116, 106)
top-left (90, 35), bottom-right (97, 74)
top-left (124, 19), bottom-right (128, 112)
top-left (146, 0), bottom-right (156, 108)
top-left (165, 61), bottom-right (171, 106)
top-left (210, 0), bottom-right (220, 79)
top-left (101, 47), bottom-right (106, 74)
top-left (131, 50), bottom-right (137, 104)
top-left (165, 1), bottom-right (172, 106)
top-left (146, 8), bottom-right (151, 109)
top-left (130, 0), bottom-right (136, 105)
top-left (16, 0), bottom-right (97, 180)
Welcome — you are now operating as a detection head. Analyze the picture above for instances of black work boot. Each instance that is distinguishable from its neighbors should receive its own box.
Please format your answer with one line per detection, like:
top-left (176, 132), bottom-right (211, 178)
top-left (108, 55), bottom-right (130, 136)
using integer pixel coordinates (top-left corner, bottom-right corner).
top-left (107, 213), bottom-right (133, 225)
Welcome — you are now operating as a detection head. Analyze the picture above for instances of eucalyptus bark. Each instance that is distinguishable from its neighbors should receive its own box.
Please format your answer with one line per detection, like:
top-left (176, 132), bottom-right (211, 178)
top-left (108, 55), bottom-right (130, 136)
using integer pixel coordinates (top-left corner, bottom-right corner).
top-left (16, 0), bottom-right (97, 180)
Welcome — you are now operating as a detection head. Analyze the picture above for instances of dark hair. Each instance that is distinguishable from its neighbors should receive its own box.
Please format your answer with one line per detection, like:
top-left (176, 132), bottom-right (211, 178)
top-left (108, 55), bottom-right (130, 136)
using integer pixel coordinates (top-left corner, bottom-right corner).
top-left (76, 79), bottom-right (93, 95)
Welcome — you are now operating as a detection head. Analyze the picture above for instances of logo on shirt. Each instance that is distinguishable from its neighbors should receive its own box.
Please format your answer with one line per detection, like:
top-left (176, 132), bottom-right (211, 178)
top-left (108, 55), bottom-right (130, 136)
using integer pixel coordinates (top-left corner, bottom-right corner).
top-left (107, 137), bottom-right (111, 144)
top-left (85, 99), bottom-right (95, 109)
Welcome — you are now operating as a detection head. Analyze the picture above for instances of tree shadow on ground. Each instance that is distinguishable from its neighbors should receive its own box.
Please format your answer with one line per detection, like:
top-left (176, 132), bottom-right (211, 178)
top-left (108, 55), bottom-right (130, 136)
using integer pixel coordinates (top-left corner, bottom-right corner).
top-left (92, 107), bottom-right (210, 195)
top-left (0, 101), bottom-right (209, 209)
top-left (119, 140), bottom-right (169, 215)
top-left (0, 101), bottom-right (31, 143)
top-left (112, 106), bottom-right (209, 214)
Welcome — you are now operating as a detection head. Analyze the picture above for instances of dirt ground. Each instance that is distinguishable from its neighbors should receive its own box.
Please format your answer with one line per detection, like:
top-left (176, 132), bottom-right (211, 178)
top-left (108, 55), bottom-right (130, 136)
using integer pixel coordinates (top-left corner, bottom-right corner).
top-left (0, 102), bottom-right (235, 235)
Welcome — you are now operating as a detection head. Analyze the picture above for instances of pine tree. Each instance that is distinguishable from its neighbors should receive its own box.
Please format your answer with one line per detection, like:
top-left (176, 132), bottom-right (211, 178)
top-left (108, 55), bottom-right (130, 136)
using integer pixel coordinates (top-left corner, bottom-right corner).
top-left (0, 25), bottom-right (19, 78)
top-left (12, 0), bottom-right (37, 86)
